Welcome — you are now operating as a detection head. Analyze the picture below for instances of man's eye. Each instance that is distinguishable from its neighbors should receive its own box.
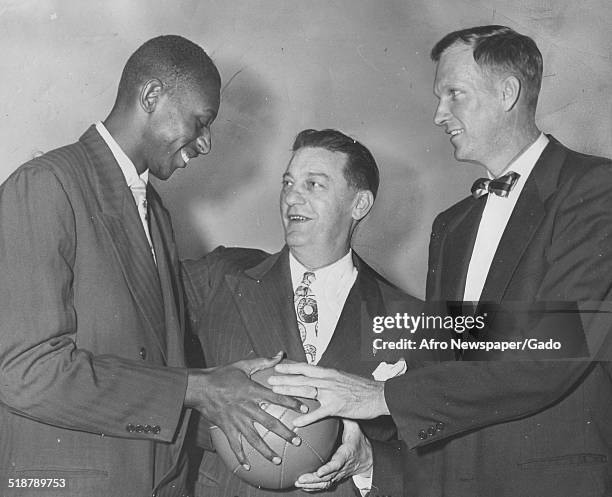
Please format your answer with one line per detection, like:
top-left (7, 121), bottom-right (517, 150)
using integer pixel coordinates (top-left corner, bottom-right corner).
top-left (450, 89), bottom-right (461, 98)
top-left (282, 179), bottom-right (293, 187)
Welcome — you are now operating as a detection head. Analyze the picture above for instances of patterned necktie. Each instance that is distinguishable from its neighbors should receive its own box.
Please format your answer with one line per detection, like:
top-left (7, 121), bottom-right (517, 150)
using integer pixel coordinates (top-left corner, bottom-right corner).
top-left (295, 271), bottom-right (318, 364)
top-left (471, 171), bottom-right (520, 199)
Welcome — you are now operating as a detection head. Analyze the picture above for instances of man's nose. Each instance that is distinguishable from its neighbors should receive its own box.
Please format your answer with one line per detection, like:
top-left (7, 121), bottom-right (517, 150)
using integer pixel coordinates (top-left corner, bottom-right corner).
top-left (284, 186), bottom-right (305, 205)
top-left (433, 100), bottom-right (450, 127)
top-left (195, 129), bottom-right (212, 155)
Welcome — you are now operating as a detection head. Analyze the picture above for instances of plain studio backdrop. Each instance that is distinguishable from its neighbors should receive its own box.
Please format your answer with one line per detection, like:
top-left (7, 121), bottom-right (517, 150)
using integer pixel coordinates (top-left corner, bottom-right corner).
top-left (1, 0), bottom-right (611, 297)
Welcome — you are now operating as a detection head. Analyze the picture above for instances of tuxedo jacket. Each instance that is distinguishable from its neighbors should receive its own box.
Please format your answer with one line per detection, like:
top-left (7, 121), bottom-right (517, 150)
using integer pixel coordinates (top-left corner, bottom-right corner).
top-left (385, 136), bottom-right (612, 496)
top-left (182, 246), bottom-right (423, 497)
top-left (0, 126), bottom-right (191, 497)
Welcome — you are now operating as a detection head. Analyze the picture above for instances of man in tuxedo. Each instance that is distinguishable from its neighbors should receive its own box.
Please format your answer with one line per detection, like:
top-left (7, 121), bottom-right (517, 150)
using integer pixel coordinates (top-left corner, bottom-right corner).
top-left (182, 128), bottom-right (421, 497)
top-left (0, 35), bottom-right (302, 497)
top-left (269, 26), bottom-right (612, 496)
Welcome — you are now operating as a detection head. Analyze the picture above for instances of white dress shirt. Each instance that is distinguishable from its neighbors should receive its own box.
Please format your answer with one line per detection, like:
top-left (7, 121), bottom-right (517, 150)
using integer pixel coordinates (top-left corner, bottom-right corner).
top-left (95, 121), bottom-right (156, 264)
top-left (463, 133), bottom-right (549, 301)
top-left (289, 250), bottom-right (358, 364)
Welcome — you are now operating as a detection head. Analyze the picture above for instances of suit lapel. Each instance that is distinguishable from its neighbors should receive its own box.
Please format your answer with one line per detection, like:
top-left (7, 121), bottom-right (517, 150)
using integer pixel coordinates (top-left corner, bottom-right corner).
top-left (479, 137), bottom-right (566, 303)
top-left (478, 180), bottom-right (545, 303)
top-left (225, 248), bottom-right (307, 361)
top-left (148, 187), bottom-right (186, 365)
top-left (317, 281), bottom-right (362, 369)
top-left (441, 198), bottom-right (486, 300)
top-left (79, 126), bottom-right (167, 358)
top-left (318, 257), bottom-right (386, 376)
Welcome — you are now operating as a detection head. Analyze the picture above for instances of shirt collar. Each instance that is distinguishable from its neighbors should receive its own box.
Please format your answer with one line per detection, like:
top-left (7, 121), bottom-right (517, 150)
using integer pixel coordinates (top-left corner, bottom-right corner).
top-left (95, 121), bottom-right (149, 187)
top-left (488, 133), bottom-right (549, 180)
top-left (289, 249), bottom-right (355, 291)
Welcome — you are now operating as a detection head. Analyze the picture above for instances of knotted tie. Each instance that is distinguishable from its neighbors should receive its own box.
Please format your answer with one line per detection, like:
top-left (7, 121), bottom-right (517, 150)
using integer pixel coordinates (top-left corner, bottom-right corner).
top-left (471, 171), bottom-right (520, 199)
top-left (294, 271), bottom-right (318, 364)
top-left (131, 180), bottom-right (156, 264)
top-left (132, 180), bottom-right (149, 226)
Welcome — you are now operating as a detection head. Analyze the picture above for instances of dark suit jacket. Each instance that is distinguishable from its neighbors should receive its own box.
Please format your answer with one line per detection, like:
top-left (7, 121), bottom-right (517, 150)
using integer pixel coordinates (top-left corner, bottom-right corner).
top-left (182, 246), bottom-right (423, 497)
top-left (0, 126), bottom-right (191, 497)
top-left (385, 136), bottom-right (612, 496)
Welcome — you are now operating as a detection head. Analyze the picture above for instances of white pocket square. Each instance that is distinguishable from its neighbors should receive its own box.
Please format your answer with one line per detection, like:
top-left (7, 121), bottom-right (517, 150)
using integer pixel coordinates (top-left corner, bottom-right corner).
top-left (372, 358), bottom-right (407, 381)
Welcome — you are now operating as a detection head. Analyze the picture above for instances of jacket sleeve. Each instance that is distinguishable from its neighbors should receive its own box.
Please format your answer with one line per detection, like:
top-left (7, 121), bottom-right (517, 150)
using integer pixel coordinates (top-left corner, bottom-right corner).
top-left (368, 439), bottom-right (404, 497)
top-left (0, 165), bottom-right (188, 442)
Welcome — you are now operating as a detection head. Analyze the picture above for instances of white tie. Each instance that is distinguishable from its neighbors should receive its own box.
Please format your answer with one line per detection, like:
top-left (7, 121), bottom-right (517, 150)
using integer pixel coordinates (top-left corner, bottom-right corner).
top-left (131, 181), bottom-right (156, 264)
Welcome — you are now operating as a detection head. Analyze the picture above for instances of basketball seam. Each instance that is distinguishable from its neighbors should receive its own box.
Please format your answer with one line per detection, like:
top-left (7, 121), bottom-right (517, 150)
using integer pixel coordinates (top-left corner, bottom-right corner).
top-left (277, 406), bottom-right (293, 487)
top-left (279, 432), bottom-right (290, 487)
top-left (298, 435), bottom-right (326, 464)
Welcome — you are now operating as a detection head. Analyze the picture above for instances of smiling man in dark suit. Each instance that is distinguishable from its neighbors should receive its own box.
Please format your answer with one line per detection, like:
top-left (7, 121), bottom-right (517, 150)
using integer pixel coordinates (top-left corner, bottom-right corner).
top-left (0, 35), bottom-right (302, 497)
top-left (269, 26), bottom-right (612, 497)
top-left (183, 128), bottom-right (420, 497)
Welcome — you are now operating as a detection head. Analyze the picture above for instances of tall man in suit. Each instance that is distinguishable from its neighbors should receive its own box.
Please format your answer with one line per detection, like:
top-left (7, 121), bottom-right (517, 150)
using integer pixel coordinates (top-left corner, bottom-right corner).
top-left (183, 129), bottom-right (421, 497)
top-left (0, 35), bottom-right (303, 497)
top-left (269, 26), bottom-right (612, 496)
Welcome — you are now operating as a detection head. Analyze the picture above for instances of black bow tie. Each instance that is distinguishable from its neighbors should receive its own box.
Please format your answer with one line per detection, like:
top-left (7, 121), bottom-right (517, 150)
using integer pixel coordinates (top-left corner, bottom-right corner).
top-left (471, 171), bottom-right (520, 199)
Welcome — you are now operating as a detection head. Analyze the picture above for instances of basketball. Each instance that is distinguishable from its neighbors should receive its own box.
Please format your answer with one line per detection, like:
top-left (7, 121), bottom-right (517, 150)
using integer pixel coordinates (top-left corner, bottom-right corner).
top-left (210, 362), bottom-right (340, 489)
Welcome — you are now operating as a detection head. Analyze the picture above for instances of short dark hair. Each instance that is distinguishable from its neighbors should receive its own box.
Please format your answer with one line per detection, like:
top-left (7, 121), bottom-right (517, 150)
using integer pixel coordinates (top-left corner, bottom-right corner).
top-left (291, 129), bottom-right (380, 199)
top-left (117, 35), bottom-right (220, 101)
top-left (431, 25), bottom-right (543, 110)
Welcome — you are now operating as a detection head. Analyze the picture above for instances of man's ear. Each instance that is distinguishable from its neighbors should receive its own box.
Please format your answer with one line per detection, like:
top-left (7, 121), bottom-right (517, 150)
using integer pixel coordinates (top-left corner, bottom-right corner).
top-left (139, 79), bottom-right (164, 113)
top-left (352, 190), bottom-right (374, 221)
top-left (501, 75), bottom-right (521, 112)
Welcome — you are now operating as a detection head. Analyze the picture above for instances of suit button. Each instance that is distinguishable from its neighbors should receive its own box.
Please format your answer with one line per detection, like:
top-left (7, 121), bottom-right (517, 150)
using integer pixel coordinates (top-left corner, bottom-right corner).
top-left (139, 347), bottom-right (147, 360)
top-left (135, 424), bottom-right (144, 433)
top-left (427, 425), bottom-right (436, 436)
top-left (418, 429), bottom-right (427, 440)
top-left (436, 422), bottom-right (445, 431)
top-left (143, 424), bottom-right (152, 433)
top-left (126, 423), bottom-right (135, 433)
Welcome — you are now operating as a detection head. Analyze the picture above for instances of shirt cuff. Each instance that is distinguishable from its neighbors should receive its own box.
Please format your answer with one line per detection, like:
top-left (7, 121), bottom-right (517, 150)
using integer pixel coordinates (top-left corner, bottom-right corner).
top-left (352, 466), bottom-right (373, 496)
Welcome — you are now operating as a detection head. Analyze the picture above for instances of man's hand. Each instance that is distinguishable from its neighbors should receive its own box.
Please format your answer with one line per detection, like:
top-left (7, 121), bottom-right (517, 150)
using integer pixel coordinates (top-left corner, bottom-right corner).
top-left (185, 352), bottom-right (307, 469)
top-left (295, 419), bottom-right (373, 492)
top-left (267, 362), bottom-right (388, 427)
